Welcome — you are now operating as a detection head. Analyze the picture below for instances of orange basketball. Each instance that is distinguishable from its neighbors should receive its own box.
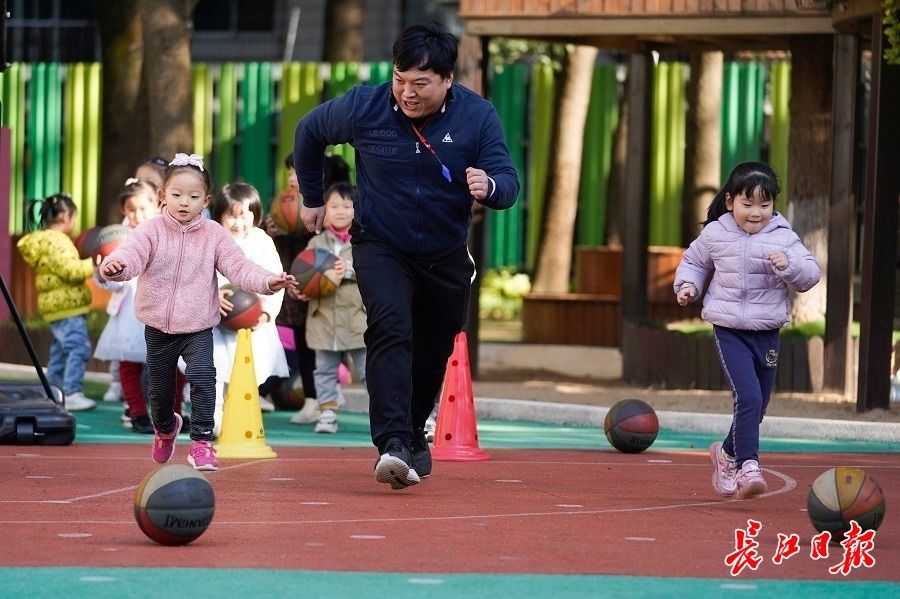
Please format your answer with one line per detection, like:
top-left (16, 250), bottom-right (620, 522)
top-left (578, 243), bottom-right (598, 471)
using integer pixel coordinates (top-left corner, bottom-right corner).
top-left (269, 188), bottom-right (302, 234)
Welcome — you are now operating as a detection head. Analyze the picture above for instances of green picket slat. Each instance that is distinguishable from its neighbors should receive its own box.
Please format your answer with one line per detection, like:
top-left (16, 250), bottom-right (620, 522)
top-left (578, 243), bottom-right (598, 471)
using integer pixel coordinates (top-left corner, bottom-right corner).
top-left (82, 62), bottom-right (101, 229)
top-left (276, 62), bottom-right (323, 194)
top-left (67, 63), bottom-right (85, 224)
top-left (193, 64), bottom-right (213, 160)
top-left (664, 62), bottom-right (685, 247)
top-left (769, 61), bottom-right (791, 206)
top-left (46, 63), bottom-right (62, 198)
top-left (721, 61), bottom-right (739, 181)
top-left (2, 64), bottom-right (26, 233)
top-left (214, 63), bottom-right (237, 190)
top-left (526, 63), bottom-right (555, 269)
top-left (237, 62), bottom-right (275, 207)
top-left (367, 61), bottom-right (392, 85)
top-left (26, 63), bottom-right (46, 212)
top-left (62, 64), bottom-right (75, 210)
top-left (649, 62), bottom-right (668, 247)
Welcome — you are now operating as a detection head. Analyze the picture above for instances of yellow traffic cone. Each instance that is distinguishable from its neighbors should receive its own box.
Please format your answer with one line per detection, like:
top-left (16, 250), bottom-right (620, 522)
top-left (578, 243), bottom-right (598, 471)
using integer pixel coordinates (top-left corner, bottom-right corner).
top-left (215, 328), bottom-right (277, 459)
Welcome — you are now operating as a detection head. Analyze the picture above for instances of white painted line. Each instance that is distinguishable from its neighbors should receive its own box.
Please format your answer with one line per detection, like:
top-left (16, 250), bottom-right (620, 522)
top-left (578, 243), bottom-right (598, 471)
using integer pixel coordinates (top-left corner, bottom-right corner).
top-left (499, 556), bottom-right (521, 561)
top-left (269, 477), bottom-right (294, 481)
top-left (350, 534), bottom-right (384, 540)
top-left (26, 475), bottom-right (53, 479)
top-left (720, 583), bottom-right (757, 590)
top-left (556, 504), bottom-right (583, 508)
top-left (101, 548), bottom-right (119, 552)
top-left (625, 537), bottom-right (656, 542)
top-left (647, 459), bottom-right (672, 463)
top-left (408, 578), bottom-right (443, 585)
top-left (15, 453), bottom-right (40, 458)
top-left (300, 501), bottom-right (330, 505)
top-left (80, 576), bottom-right (115, 583)
top-left (57, 533), bottom-right (92, 538)
top-left (305, 542), bottom-right (324, 547)
top-left (495, 479), bottom-right (523, 483)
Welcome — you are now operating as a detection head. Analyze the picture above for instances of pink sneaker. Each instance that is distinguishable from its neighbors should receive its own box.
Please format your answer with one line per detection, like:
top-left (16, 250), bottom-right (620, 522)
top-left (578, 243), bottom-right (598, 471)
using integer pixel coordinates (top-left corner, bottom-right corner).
top-left (709, 441), bottom-right (737, 497)
top-left (736, 459), bottom-right (768, 499)
top-left (151, 413), bottom-right (182, 464)
top-left (188, 440), bottom-right (218, 471)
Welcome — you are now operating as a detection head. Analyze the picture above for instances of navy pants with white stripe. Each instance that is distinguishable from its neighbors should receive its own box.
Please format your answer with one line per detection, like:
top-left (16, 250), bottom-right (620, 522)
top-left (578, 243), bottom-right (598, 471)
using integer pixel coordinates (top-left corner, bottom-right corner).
top-left (145, 326), bottom-right (216, 441)
top-left (713, 325), bottom-right (780, 468)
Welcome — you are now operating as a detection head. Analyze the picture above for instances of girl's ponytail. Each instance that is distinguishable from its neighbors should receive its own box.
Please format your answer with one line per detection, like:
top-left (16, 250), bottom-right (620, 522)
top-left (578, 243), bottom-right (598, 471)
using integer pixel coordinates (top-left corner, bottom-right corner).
top-left (32, 193), bottom-right (78, 229)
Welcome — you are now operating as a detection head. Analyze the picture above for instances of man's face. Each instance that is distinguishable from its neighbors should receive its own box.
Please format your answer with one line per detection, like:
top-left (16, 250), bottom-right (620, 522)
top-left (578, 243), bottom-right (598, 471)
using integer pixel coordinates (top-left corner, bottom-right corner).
top-left (392, 66), bottom-right (452, 119)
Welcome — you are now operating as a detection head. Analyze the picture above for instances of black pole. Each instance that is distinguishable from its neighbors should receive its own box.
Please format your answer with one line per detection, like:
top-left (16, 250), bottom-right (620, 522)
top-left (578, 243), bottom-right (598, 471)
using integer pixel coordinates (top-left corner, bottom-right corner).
top-left (0, 273), bottom-right (58, 402)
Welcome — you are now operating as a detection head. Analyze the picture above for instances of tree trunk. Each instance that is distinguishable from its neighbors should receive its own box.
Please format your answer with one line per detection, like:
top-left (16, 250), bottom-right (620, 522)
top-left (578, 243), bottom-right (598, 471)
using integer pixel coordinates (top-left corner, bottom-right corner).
top-left (324, 0), bottom-right (365, 62)
top-left (788, 36), bottom-right (832, 323)
top-left (532, 45), bottom-right (598, 293)
top-left (97, 0), bottom-right (147, 225)
top-left (682, 51), bottom-right (722, 242)
top-left (605, 79), bottom-right (627, 248)
top-left (139, 0), bottom-right (198, 159)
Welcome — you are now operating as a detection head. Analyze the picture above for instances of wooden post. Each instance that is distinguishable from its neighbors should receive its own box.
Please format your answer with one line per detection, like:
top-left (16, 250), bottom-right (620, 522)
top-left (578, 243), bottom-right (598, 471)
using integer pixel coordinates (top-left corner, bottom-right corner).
top-left (622, 52), bottom-right (651, 322)
top-left (857, 16), bottom-right (900, 411)
top-left (823, 33), bottom-right (859, 395)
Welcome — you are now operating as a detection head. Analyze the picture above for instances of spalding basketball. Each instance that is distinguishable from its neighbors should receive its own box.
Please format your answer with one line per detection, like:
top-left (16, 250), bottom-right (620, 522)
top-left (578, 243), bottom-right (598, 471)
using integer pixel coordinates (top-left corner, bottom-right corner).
top-left (807, 467), bottom-right (885, 540)
top-left (290, 248), bottom-right (340, 299)
top-left (74, 226), bottom-right (100, 259)
top-left (604, 399), bottom-right (659, 453)
top-left (133, 464), bottom-right (215, 546)
top-left (219, 284), bottom-right (263, 330)
top-left (81, 224), bottom-right (130, 262)
top-left (270, 372), bottom-right (306, 410)
top-left (269, 188), bottom-right (302, 234)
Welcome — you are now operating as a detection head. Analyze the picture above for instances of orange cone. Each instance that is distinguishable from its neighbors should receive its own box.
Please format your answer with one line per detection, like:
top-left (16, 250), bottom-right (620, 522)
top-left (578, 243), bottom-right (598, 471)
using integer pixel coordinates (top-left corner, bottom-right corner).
top-left (431, 332), bottom-right (490, 462)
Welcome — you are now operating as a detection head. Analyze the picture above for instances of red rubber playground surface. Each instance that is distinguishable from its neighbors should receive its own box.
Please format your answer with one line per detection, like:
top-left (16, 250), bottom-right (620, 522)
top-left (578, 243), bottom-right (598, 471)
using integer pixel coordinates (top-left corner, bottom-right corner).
top-left (1, 443), bottom-right (897, 584)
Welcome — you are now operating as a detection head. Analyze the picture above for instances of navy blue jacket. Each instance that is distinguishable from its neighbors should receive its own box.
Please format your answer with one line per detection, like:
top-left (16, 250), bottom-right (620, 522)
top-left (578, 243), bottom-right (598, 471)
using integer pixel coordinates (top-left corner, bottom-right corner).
top-left (294, 82), bottom-right (519, 258)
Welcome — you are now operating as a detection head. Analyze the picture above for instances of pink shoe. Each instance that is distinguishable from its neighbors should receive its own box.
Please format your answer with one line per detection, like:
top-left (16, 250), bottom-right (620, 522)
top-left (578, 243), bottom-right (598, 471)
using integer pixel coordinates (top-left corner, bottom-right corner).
top-left (188, 440), bottom-right (218, 471)
top-left (709, 441), bottom-right (737, 497)
top-left (736, 460), bottom-right (768, 499)
top-left (151, 413), bottom-right (182, 464)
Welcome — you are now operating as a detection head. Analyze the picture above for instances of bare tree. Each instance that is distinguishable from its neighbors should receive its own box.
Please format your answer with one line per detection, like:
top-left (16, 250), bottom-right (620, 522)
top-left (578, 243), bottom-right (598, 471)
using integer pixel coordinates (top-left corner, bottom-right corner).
top-left (682, 51), bottom-right (722, 242)
top-left (324, 0), bottom-right (365, 62)
top-left (788, 36), bottom-right (832, 323)
top-left (531, 45), bottom-right (599, 293)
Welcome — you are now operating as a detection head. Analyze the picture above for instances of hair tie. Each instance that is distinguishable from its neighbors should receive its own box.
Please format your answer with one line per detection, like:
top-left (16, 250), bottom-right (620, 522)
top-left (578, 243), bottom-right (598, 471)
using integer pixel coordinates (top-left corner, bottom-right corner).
top-left (170, 153), bottom-right (205, 172)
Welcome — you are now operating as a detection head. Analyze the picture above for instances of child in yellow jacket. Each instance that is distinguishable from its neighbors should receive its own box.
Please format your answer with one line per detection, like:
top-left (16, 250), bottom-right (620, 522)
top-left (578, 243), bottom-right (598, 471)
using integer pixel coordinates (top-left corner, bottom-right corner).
top-left (16, 194), bottom-right (96, 411)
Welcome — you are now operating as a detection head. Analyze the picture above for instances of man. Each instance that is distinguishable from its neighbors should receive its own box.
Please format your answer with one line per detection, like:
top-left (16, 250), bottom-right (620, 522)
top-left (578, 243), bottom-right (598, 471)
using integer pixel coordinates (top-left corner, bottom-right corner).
top-left (294, 22), bottom-right (519, 490)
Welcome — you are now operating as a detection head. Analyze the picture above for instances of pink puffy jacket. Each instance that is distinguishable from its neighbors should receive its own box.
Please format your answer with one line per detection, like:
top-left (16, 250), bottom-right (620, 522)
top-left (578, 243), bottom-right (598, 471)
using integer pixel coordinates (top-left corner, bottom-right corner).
top-left (101, 211), bottom-right (276, 334)
top-left (674, 212), bottom-right (820, 331)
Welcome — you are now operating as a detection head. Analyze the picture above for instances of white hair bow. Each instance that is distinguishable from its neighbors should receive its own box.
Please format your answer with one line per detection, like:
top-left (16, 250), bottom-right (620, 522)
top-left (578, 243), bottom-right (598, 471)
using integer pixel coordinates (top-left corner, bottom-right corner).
top-left (169, 153), bottom-right (205, 171)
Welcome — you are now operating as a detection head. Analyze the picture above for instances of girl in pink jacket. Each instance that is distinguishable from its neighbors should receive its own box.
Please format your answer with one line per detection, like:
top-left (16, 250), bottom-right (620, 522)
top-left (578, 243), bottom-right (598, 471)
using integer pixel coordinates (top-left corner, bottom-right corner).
top-left (100, 154), bottom-right (294, 471)
top-left (674, 161), bottom-right (820, 500)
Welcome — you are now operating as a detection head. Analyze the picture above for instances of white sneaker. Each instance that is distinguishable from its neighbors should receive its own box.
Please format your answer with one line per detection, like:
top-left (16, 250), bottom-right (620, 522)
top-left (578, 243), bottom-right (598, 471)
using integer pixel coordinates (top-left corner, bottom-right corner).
top-left (258, 396), bottom-right (276, 412)
top-left (102, 382), bottom-right (122, 402)
top-left (290, 400), bottom-right (322, 424)
top-left (65, 392), bottom-right (96, 412)
top-left (314, 409), bottom-right (338, 434)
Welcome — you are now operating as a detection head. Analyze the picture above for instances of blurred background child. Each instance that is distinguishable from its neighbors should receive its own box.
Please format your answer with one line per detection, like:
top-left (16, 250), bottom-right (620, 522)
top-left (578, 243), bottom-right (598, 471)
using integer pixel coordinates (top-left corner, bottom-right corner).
top-left (134, 156), bottom-right (167, 194)
top-left (212, 182), bottom-right (289, 436)
top-left (16, 193), bottom-right (96, 411)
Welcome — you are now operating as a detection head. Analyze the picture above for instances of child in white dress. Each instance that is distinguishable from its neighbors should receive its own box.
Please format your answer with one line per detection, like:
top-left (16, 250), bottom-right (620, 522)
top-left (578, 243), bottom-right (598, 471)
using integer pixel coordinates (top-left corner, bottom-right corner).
top-left (211, 182), bottom-right (289, 436)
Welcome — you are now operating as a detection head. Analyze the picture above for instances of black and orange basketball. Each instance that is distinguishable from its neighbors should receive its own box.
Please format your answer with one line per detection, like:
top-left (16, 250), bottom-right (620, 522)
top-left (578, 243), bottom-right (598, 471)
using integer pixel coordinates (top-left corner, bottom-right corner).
top-left (219, 284), bottom-right (262, 330)
top-left (269, 188), bottom-right (302, 234)
top-left (807, 467), bottom-right (886, 540)
top-left (81, 224), bottom-right (130, 262)
top-left (133, 465), bottom-right (215, 546)
top-left (604, 399), bottom-right (659, 453)
top-left (270, 372), bottom-right (306, 410)
top-left (290, 248), bottom-right (340, 299)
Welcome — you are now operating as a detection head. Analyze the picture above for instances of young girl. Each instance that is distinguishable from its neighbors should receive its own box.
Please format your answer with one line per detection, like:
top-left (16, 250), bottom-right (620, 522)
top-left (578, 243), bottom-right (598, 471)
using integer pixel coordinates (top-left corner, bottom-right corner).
top-left (674, 161), bottom-right (820, 500)
top-left (16, 194), bottom-right (97, 412)
top-left (301, 182), bottom-right (367, 434)
top-left (94, 179), bottom-right (187, 434)
top-left (100, 154), bottom-right (294, 471)
top-left (211, 182), bottom-right (289, 436)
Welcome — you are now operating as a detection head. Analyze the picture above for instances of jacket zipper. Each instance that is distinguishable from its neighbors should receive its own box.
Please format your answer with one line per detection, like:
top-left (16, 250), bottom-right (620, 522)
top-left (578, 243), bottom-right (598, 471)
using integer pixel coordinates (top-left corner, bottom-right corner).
top-left (740, 234), bottom-right (748, 328)
top-left (166, 228), bottom-right (186, 332)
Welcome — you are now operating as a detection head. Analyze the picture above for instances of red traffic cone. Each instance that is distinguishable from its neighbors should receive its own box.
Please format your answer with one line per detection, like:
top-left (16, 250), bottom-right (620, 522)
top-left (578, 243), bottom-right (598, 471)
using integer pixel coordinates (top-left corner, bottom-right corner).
top-left (432, 332), bottom-right (490, 462)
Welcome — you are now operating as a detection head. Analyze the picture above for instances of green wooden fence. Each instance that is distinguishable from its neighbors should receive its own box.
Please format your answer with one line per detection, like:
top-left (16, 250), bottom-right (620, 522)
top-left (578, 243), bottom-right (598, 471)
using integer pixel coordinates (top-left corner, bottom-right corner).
top-left (721, 60), bottom-right (766, 182)
top-left (649, 61), bottom-right (686, 247)
top-left (525, 63), bottom-right (556, 270)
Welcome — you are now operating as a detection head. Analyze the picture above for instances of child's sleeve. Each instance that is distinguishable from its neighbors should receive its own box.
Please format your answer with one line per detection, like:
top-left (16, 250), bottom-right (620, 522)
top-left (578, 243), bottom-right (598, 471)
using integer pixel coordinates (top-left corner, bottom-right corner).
top-left (101, 224), bottom-right (152, 282)
top-left (673, 228), bottom-right (714, 298)
top-left (215, 230), bottom-right (278, 296)
top-left (776, 232), bottom-right (821, 292)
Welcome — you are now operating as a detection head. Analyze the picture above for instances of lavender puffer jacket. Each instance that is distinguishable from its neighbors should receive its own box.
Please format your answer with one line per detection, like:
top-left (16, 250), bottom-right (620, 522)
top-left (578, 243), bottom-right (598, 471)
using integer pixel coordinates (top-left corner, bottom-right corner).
top-left (673, 213), bottom-right (820, 330)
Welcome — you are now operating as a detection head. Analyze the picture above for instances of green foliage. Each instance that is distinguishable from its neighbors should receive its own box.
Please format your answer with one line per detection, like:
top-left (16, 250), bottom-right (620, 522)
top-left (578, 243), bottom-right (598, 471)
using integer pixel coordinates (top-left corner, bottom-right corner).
top-left (666, 319), bottom-right (900, 342)
top-left (479, 268), bottom-right (531, 320)
top-left (488, 38), bottom-right (569, 72)
top-left (886, 0), bottom-right (900, 65)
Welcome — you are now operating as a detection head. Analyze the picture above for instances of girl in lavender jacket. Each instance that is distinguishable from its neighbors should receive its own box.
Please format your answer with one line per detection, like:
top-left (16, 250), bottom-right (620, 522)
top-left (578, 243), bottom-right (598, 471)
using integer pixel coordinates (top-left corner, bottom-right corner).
top-left (674, 162), bottom-right (820, 500)
top-left (100, 154), bottom-right (295, 471)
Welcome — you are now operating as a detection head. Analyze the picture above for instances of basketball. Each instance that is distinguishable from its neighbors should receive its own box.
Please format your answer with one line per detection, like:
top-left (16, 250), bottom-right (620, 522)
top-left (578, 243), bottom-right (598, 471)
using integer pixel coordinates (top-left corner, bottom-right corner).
top-left (290, 248), bottom-right (340, 299)
top-left (133, 464), bottom-right (215, 546)
top-left (270, 373), bottom-right (306, 410)
top-left (81, 224), bottom-right (130, 262)
top-left (604, 399), bottom-right (659, 453)
top-left (269, 188), bottom-right (302, 234)
top-left (219, 284), bottom-right (263, 330)
top-left (807, 467), bottom-right (885, 540)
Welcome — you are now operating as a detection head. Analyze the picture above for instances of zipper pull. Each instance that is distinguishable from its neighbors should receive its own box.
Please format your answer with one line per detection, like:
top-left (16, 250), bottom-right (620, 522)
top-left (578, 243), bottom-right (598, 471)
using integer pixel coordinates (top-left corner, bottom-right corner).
top-left (415, 141), bottom-right (421, 154)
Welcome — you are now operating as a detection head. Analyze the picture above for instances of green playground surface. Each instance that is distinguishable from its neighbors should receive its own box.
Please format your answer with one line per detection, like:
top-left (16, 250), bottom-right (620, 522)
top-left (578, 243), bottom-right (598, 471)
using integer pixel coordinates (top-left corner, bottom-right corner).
top-left (0, 568), bottom-right (896, 598)
top-left (70, 400), bottom-right (900, 454)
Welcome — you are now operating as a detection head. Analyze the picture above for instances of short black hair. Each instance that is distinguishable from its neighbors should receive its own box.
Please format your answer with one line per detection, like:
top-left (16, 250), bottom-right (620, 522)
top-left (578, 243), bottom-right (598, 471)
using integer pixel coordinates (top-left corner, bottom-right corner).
top-left (324, 181), bottom-right (355, 204)
top-left (392, 22), bottom-right (457, 79)
top-left (212, 182), bottom-right (262, 227)
top-left (704, 162), bottom-right (780, 226)
top-left (284, 152), bottom-right (294, 170)
top-left (323, 154), bottom-right (350, 189)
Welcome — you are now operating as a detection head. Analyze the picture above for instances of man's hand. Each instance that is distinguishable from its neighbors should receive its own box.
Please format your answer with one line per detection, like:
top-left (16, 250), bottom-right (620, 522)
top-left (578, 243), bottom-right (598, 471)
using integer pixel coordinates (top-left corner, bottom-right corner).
top-left (466, 167), bottom-right (490, 201)
top-left (268, 272), bottom-right (296, 292)
top-left (219, 287), bottom-right (234, 317)
top-left (676, 283), bottom-right (697, 306)
top-left (100, 259), bottom-right (125, 278)
top-left (767, 251), bottom-right (789, 271)
top-left (301, 205), bottom-right (326, 234)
